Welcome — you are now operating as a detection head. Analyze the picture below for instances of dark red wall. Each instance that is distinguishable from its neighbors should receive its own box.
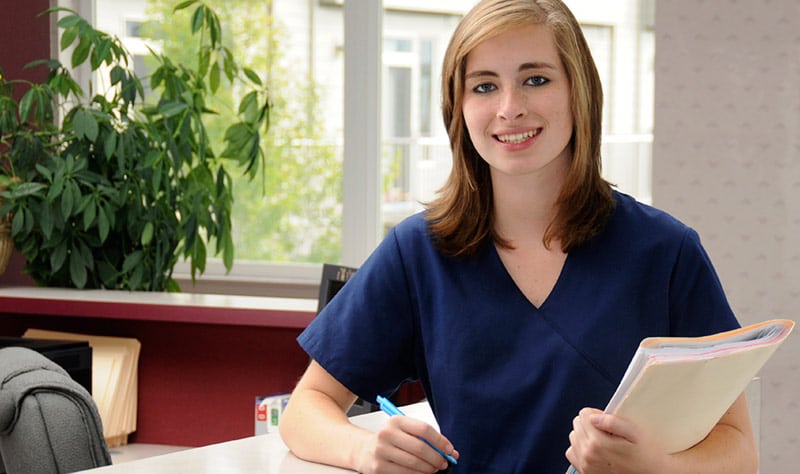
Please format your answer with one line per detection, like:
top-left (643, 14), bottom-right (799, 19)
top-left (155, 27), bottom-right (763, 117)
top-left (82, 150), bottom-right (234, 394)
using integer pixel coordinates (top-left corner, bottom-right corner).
top-left (1, 0), bottom-right (51, 90)
top-left (0, 0), bottom-right (51, 286)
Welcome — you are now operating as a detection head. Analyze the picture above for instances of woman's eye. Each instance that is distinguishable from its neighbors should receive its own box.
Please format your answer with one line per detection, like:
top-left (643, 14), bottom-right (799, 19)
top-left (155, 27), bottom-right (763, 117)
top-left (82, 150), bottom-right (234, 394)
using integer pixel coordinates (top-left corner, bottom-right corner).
top-left (525, 76), bottom-right (549, 87)
top-left (472, 83), bottom-right (496, 93)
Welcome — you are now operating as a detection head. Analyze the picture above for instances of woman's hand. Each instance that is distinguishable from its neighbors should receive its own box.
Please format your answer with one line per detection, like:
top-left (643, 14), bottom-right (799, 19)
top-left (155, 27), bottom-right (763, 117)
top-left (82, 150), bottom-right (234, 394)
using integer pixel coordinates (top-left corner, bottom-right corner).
top-left (566, 394), bottom-right (756, 474)
top-left (565, 407), bottom-right (669, 474)
top-left (354, 415), bottom-right (458, 474)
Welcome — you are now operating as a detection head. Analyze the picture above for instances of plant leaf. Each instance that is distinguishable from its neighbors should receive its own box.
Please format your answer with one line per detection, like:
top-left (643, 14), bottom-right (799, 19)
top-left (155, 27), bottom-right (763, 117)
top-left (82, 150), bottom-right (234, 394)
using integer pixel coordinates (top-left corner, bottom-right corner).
top-left (60, 26), bottom-right (78, 51)
top-left (73, 108), bottom-right (99, 141)
top-left (122, 250), bottom-right (143, 273)
top-left (238, 90), bottom-right (259, 118)
top-left (207, 10), bottom-right (221, 46)
top-left (222, 231), bottom-right (233, 272)
top-left (40, 203), bottom-right (54, 239)
top-left (78, 239), bottom-right (93, 269)
top-left (242, 67), bottom-right (262, 86)
top-left (56, 13), bottom-right (83, 29)
top-left (48, 175), bottom-right (64, 200)
top-left (209, 61), bottom-right (220, 93)
top-left (9, 182), bottom-right (47, 198)
top-left (110, 65), bottom-right (124, 85)
top-left (72, 36), bottom-right (92, 68)
top-left (83, 199), bottom-right (97, 230)
top-left (165, 278), bottom-right (181, 292)
top-left (103, 131), bottom-right (117, 158)
top-left (129, 265), bottom-right (144, 290)
top-left (174, 0), bottom-right (198, 12)
top-left (97, 206), bottom-right (110, 243)
top-left (50, 240), bottom-right (67, 273)
top-left (23, 207), bottom-right (35, 234)
top-left (10, 209), bottom-right (24, 236)
top-left (97, 260), bottom-right (118, 287)
top-left (191, 5), bottom-right (205, 34)
top-left (18, 88), bottom-right (36, 123)
top-left (192, 238), bottom-right (207, 276)
top-left (60, 180), bottom-right (74, 217)
top-left (222, 49), bottom-right (235, 82)
top-left (32, 86), bottom-right (54, 123)
top-left (94, 38), bottom-right (113, 67)
top-left (69, 251), bottom-right (88, 288)
top-left (141, 221), bottom-right (154, 246)
top-left (158, 101), bottom-right (188, 118)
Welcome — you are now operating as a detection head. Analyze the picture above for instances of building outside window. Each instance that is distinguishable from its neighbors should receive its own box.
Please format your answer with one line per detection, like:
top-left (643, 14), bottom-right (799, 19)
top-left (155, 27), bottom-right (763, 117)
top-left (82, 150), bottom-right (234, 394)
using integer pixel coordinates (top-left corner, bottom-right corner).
top-left (56, 0), bottom-right (654, 296)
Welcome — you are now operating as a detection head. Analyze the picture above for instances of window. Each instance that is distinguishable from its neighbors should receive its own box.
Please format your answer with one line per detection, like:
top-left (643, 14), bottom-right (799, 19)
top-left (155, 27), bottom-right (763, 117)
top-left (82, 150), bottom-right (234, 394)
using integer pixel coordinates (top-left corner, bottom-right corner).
top-left (60, 0), bottom-right (653, 297)
top-left (565, 0), bottom-right (655, 203)
top-left (125, 20), bottom-right (143, 38)
top-left (381, 9), bottom-right (464, 234)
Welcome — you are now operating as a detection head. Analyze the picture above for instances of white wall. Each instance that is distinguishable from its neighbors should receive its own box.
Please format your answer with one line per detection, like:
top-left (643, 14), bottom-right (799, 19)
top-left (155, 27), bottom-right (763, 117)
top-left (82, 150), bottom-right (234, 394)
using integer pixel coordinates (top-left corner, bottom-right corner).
top-left (653, 1), bottom-right (800, 471)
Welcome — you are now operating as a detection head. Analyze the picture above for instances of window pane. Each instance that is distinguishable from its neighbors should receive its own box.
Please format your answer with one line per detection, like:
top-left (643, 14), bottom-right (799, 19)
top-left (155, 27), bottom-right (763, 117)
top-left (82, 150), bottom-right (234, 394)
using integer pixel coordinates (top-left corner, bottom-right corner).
top-left (381, 6), bottom-right (473, 232)
top-left (224, 1), bottom-right (344, 263)
top-left (563, 0), bottom-right (655, 203)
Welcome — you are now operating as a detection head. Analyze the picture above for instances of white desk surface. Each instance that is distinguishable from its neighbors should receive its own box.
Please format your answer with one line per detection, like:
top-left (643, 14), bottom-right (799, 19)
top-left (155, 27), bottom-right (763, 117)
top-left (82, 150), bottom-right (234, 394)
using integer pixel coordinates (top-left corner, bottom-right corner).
top-left (80, 402), bottom-right (437, 473)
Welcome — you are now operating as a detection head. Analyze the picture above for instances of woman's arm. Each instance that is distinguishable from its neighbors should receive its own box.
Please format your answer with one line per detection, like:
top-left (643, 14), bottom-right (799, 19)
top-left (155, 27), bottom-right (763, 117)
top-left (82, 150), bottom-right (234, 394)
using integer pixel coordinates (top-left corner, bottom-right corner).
top-left (279, 360), bottom-right (457, 473)
top-left (566, 393), bottom-right (757, 474)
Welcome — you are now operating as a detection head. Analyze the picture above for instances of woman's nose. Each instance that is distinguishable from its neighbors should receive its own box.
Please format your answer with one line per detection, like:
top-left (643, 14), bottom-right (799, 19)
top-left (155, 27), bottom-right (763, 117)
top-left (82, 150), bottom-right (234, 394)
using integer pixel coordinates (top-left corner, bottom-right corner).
top-left (497, 87), bottom-right (527, 120)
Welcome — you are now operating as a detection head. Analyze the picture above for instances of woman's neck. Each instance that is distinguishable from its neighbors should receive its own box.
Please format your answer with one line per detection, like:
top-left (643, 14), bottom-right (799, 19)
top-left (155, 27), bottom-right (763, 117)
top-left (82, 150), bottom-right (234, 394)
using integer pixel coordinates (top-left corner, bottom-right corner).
top-left (491, 159), bottom-right (568, 244)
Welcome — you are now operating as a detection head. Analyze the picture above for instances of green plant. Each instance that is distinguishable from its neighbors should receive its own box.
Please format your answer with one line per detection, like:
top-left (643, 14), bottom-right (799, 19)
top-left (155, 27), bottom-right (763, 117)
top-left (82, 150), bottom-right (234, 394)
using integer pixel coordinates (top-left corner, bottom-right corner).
top-left (0, 0), bottom-right (270, 290)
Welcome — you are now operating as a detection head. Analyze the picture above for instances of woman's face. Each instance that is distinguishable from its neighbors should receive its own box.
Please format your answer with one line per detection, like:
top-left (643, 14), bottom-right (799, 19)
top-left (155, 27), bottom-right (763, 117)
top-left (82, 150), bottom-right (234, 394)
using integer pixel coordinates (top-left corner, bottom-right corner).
top-left (462, 23), bottom-right (573, 180)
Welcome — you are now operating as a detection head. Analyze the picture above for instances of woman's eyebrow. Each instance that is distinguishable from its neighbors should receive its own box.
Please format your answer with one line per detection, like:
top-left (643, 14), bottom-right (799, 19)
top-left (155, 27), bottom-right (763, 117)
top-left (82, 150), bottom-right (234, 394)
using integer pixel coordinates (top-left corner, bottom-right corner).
top-left (519, 61), bottom-right (558, 72)
top-left (465, 61), bottom-right (558, 80)
top-left (465, 70), bottom-right (498, 81)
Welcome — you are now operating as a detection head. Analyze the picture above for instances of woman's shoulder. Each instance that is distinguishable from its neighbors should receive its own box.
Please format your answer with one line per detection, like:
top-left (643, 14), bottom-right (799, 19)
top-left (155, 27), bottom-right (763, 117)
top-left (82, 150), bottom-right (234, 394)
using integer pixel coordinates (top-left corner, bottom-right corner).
top-left (610, 190), bottom-right (691, 237)
top-left (598, 190), bottom-right (705, 256)
top-left (383, 211), bottom-right (470, 267)
top-left (389, 211), bottom-right (433, 241)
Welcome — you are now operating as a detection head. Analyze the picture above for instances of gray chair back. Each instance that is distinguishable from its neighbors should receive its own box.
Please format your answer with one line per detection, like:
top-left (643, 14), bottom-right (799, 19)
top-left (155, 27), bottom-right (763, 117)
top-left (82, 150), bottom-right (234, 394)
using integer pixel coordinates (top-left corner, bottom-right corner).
top-left (0, 346), bottom-right (111, 474)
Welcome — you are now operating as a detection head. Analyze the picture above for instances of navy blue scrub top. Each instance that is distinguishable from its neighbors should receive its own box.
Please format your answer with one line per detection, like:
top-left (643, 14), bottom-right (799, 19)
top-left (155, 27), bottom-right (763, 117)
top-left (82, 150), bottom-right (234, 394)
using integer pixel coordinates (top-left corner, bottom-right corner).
top-left (299, 191), bottom-right (739, 474)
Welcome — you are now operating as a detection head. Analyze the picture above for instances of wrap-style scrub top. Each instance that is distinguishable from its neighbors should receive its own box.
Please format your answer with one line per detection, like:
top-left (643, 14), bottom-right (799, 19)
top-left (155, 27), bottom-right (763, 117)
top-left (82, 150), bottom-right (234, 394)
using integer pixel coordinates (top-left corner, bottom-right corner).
top-left (299, 191), bottom-right (739, 473)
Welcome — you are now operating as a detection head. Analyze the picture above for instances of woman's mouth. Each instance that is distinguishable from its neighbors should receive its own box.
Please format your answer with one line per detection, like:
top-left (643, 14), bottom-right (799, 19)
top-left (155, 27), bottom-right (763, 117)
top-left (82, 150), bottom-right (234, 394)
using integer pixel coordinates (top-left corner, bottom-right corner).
top-left (495, 128), bottom-right (541, 144)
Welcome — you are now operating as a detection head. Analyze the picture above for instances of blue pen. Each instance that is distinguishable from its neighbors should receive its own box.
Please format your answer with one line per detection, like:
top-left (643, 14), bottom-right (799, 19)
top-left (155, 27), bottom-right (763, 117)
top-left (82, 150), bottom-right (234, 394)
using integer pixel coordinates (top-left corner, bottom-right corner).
top-left (376, 395), bottom-right (458, 465)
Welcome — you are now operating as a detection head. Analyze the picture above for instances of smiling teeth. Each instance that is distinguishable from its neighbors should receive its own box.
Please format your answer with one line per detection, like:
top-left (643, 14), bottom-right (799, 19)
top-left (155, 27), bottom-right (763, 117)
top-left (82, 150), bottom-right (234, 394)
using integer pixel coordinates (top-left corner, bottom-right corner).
top-left (497, 129), bottom-right (538, 144)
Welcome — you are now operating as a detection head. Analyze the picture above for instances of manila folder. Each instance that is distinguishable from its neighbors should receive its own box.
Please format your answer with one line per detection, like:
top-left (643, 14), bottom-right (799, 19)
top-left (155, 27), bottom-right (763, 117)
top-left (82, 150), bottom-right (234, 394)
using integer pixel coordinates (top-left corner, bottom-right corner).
top-left (606, 319), bottom-right (794, 454)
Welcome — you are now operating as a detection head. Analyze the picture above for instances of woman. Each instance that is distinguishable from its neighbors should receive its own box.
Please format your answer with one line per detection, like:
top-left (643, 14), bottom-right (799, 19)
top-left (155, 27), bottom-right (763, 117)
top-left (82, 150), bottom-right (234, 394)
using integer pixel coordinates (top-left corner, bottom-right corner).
top-left (279, 1), bottom-right (758, 472)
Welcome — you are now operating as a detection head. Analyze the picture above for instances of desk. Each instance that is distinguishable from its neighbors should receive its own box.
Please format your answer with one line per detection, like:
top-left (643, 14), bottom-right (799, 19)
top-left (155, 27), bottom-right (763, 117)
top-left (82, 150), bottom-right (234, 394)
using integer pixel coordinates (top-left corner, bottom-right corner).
top-left (80, 402), bottom-right (436, 473)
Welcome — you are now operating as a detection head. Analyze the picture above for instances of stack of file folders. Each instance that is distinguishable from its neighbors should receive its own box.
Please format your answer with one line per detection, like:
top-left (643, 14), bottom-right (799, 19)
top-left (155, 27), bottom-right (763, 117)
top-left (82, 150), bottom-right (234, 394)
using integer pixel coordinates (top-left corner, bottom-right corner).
top-left (24, 328), bottom-right (141, 448)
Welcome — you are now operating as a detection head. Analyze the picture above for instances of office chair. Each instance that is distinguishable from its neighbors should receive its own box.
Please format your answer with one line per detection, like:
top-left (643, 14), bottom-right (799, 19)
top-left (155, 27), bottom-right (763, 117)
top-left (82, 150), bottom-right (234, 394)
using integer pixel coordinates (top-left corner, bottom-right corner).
top-left (317, 264), bottom-right (377, 415)
top-left (317, 263), bottom-right (358, 314)
top-left (0, 346), bottom-right (111, 474)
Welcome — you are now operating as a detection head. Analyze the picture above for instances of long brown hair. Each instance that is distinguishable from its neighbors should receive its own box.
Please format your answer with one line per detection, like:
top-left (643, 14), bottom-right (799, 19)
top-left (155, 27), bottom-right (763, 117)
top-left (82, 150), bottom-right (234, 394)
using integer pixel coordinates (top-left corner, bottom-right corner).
top-left (426, 0), bottom-right (614, 257)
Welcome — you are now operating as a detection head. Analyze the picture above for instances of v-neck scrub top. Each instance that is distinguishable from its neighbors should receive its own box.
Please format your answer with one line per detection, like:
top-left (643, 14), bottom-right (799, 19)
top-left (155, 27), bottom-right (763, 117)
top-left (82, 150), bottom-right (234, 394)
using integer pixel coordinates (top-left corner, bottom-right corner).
top-left (298, 191), bottom-right (739, 474)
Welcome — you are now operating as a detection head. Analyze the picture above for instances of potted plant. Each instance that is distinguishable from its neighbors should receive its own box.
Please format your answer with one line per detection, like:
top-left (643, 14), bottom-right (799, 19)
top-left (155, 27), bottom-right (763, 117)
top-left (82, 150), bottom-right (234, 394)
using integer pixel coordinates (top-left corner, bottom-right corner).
top-left (0, 1), bottom-right (270, 290)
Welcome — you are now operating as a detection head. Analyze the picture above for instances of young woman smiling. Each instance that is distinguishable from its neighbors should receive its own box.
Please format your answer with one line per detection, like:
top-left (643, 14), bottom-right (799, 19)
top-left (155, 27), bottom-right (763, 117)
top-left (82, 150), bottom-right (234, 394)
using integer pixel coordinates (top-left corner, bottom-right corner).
top-left (279, 1), bottom-right (758, 473)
